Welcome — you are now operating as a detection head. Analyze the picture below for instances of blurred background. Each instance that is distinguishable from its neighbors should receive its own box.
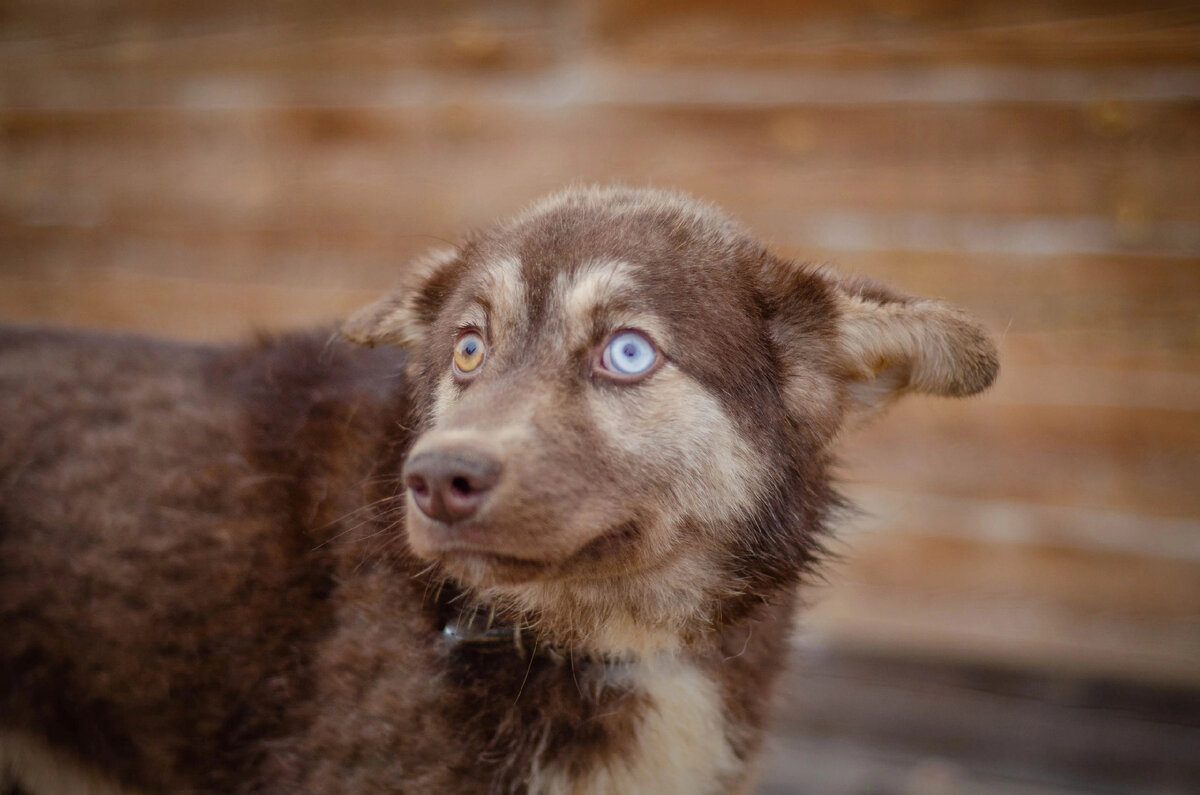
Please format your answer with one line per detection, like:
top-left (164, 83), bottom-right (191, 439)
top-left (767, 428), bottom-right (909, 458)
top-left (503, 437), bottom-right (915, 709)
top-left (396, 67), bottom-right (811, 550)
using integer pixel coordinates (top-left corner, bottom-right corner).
top-left (1, 1), bottom-right (1197, 792)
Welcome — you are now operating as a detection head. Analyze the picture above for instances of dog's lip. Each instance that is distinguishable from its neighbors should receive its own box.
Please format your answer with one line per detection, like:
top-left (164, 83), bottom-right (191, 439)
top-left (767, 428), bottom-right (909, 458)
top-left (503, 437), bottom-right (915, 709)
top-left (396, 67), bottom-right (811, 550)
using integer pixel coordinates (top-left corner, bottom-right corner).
top-left (434, 542), bottom-right (546, 567)
top-left (419, 531), bottom-right (555, 570)
top-left (412, 517), bottom-right (641, 574)
top-left (407, 512), bottom-right (551, 562)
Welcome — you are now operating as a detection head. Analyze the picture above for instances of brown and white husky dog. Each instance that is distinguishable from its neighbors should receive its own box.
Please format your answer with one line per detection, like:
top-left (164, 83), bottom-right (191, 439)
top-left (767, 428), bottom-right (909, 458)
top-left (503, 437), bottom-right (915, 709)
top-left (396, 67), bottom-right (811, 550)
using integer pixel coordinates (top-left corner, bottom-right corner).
top-left (0, 187), bottom-right (997, 794)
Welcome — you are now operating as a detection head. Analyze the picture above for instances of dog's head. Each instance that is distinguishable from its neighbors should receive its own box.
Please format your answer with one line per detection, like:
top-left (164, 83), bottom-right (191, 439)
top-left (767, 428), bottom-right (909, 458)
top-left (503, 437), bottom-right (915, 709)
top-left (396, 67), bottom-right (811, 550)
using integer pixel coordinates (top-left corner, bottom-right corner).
top-left (343, 187), bottom-right (997, 653)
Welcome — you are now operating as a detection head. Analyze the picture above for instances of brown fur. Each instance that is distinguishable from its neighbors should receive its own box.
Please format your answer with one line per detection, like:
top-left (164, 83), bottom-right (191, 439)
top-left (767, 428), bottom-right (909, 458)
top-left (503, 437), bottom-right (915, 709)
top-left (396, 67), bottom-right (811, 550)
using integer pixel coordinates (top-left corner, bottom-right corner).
top-left (0, 186), bottom-right (997, 793)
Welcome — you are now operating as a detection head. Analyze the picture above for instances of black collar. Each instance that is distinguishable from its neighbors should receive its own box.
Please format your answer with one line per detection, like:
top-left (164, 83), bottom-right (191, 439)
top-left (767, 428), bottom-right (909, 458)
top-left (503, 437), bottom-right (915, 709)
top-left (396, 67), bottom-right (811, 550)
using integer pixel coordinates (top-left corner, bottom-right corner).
top-left (439, 606), bottom-right (637, 667)
top-left (441, 606), bottom-right (525, 648)
top-left (440, 604), bottom-right (567, 662)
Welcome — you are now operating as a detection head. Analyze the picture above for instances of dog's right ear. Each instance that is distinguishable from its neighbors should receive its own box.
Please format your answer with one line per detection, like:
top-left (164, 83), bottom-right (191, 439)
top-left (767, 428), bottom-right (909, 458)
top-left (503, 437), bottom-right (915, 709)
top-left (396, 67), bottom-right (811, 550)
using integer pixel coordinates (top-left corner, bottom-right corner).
top-left (341, 248), bottom-right (464, 347)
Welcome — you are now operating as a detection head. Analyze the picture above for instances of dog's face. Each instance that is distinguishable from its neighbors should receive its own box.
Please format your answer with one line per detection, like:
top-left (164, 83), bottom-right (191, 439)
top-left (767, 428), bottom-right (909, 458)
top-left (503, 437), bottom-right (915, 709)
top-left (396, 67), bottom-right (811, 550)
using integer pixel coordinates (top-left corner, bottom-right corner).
top-left (344, 187), bottom-right (997, 652)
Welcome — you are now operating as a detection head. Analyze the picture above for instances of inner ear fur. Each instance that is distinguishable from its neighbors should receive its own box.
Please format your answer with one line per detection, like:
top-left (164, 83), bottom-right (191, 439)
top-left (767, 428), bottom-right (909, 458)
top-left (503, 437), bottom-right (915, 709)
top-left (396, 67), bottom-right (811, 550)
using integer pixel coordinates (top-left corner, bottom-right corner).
top-left (830, 272), bottom-right (999, 421)
top-left (760, 259), bottom-right (998, 423)
top-left (341, 247), bottom-right (463, 348)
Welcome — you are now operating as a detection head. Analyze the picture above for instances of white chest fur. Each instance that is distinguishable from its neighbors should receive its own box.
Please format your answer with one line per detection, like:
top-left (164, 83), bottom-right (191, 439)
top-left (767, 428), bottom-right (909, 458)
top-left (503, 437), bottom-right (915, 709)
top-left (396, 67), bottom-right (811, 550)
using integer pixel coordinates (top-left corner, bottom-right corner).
top-left (1, 730), bottom-right (137, 795)
top-left (529, 656), bottom-right (741, 795)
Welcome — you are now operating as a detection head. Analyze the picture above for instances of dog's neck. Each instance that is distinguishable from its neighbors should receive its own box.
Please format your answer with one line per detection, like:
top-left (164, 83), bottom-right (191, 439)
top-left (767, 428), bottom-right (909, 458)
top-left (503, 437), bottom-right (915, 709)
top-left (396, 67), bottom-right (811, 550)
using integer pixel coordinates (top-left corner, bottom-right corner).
top-left (439, 603), bottom-right (538, 655)
top-left (436, 597), bottom-right (747, 793)
top-left (439, 601), bottom-right (638, 665)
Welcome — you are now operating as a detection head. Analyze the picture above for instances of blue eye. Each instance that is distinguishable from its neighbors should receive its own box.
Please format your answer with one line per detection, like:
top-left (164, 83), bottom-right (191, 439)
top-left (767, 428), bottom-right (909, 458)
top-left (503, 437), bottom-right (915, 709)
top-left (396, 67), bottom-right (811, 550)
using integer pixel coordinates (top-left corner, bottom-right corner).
top-left (602, 331), bottom-right (657, 377)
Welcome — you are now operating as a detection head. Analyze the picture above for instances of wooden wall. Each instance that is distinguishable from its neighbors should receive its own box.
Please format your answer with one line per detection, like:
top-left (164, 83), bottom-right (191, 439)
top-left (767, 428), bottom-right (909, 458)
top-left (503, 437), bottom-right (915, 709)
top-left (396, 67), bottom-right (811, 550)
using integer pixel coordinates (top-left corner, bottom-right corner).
top-left (2, 0), bottom-right (1198, 696)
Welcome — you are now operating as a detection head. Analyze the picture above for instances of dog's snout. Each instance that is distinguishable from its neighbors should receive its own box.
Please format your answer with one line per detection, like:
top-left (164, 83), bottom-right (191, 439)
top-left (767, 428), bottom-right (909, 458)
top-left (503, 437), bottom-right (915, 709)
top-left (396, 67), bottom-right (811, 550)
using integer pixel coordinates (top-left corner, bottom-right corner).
top-left (404, 448), bottom-right (501, 524)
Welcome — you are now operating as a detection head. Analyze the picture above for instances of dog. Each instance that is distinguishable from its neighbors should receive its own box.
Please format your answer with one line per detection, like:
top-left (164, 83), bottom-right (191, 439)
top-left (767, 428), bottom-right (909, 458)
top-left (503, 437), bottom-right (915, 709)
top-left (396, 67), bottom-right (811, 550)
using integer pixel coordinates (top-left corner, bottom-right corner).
top-left (0, 186), bottom-right (998, 794)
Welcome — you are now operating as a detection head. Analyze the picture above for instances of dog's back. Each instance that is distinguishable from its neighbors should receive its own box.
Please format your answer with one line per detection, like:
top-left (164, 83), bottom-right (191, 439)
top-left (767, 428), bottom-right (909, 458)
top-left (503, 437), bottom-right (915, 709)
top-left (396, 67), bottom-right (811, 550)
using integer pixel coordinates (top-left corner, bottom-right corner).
top-left (0, 328), bottom-right (414, 791)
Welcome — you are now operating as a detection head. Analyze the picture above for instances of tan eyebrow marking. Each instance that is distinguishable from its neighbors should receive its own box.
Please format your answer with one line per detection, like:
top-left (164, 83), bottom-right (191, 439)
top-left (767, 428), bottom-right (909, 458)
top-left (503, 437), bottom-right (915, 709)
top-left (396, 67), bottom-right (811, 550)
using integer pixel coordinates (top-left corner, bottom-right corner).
top-left (476, 256), bottom-right (527, 335)
top-left (457, 302), bottom-right (488, 333)
top-left (555, 260), bottom-right (637, 334)
top-left (554, 260), bottom-right (677, 354)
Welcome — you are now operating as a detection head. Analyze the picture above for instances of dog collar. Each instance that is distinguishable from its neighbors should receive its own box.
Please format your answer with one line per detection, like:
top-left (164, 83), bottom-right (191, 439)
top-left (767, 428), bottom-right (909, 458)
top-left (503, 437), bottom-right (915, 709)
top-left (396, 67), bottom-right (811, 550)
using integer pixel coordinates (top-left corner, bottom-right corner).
top-left (442, 612), bottom-right (642, 670)
top-left (441, 608), bottom-right (522, 646)
top-left (441, 605), bottom-right (561, 661)
top-left (442, 606), bottom-right (629, 667)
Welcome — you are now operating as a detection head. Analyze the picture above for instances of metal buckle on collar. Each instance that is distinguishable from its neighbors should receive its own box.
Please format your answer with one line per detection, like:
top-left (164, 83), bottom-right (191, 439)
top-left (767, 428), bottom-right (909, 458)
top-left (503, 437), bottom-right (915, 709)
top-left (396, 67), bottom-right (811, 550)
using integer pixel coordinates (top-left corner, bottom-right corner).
top-left (441, 609), bottom-right (519, 646)
top-left (441, 608), bottom-right (573, 663)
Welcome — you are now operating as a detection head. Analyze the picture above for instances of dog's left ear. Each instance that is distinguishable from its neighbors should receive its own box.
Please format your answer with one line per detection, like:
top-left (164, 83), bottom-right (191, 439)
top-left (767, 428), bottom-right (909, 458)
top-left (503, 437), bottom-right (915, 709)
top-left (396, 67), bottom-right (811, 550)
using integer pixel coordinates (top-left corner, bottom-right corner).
top-left (341, 247), bottom-right (464, 347)
top-left (760, 259), bottom-right (999, 425)
top-left (832, 278), bottom-right (999, 421)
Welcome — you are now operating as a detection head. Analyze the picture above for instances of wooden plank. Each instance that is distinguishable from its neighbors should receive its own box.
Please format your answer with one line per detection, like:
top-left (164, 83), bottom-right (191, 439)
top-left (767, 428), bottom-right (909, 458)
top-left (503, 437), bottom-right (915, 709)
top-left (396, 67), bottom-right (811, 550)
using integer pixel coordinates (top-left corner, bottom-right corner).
top-left (0, 1), bottom-right (560, 73)
top-left (0, 269), bottom-right (375, 342)
top-left (800, 578), bottom-right (1200, 687)
top-left (590, 0), bottom-right (1200, 68)
top-left (0, 223), bottom-right (438, 288)
top-left (3, 1), bottom-right (1197, 78)
top-left (2, 104), bottom-right (1198, 237)
top-left (981, 363), bottom-right (1200, 411)
top-left (795, 249), bottom-right (1200, 321)
top-left (845, 484), bottom-right (1200, 559)
top-left (842, 399), bottom-right (1200, 519)
top-left (810, 419), bottom-right (1200, 688)
top-left (824, 529), bottom-right (1200, 617)
top-left (0, 104), bottom-right (1195, 255)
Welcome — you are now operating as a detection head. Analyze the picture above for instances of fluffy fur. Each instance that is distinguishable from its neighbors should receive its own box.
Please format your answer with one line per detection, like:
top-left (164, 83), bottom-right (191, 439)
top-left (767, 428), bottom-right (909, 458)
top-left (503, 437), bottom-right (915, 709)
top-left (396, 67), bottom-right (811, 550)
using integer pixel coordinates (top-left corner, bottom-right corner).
top-left (1, 187), bottom-right (997, 793)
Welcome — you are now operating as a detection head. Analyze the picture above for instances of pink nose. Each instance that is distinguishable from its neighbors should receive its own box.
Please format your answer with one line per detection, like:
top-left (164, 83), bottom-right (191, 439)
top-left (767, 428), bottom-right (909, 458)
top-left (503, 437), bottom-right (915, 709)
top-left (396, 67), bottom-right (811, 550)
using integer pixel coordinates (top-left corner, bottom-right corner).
top-left (403, 448), bottom-right (501, 524)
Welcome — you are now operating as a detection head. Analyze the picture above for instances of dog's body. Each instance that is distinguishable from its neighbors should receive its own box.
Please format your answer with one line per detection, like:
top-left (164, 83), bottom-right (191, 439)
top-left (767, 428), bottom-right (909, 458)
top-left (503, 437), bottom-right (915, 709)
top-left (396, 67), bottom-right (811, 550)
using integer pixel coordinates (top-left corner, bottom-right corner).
top-left (0, 187), bottom-right (997, 793)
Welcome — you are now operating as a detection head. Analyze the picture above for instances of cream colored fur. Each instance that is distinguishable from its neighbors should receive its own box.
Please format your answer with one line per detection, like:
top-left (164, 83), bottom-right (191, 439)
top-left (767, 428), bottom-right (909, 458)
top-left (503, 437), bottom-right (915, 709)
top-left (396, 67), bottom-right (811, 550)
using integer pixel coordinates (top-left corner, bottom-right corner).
top-left (475, 256), bottom-right (528, 341)
top-left (556, 260), bottom-right (637, 335)
top-left (530, 656), bottom-right (739, 795)
top-left (835, 292), bottom-right (999, 419)
top-left (1, 731), bottom-right (136, 795)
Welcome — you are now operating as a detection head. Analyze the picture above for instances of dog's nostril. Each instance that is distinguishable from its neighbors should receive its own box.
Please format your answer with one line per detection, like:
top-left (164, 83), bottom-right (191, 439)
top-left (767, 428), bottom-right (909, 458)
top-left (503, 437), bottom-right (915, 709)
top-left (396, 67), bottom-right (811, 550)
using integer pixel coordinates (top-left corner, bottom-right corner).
top-left (406, 473), bottom-right (430, 497)
top-left (450, 476), bottom-right (472, 496)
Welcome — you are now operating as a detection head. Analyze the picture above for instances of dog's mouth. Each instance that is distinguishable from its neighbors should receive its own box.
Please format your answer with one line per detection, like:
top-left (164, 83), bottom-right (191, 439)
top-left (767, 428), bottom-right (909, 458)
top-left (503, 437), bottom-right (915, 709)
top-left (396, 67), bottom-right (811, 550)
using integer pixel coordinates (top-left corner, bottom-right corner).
top-left (431, 545), bottom-right (553, 586)
top-left (410, 516), bottom-right (648, 589)
top-left (406, 497), bottom-right (645, 579)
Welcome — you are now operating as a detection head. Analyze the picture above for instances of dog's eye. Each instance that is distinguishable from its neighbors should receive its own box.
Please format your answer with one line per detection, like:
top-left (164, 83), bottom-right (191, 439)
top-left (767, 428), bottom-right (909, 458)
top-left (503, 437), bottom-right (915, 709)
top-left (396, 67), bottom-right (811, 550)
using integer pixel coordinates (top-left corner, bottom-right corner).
top-left (600, 331), bottom-right (657, 378)
top-left (453, 332), bottom-right (486, 375)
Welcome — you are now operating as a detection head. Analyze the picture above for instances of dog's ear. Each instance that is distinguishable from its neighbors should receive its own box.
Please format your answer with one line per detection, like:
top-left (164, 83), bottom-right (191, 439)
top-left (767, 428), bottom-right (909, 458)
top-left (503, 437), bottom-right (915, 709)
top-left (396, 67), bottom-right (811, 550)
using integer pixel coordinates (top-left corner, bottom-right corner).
top-left (760, 258), bottom-right (998, 426)
top-left (831, 274), bottom-right (999, 421)
top-left (341, 248), bottom-right (464, 347)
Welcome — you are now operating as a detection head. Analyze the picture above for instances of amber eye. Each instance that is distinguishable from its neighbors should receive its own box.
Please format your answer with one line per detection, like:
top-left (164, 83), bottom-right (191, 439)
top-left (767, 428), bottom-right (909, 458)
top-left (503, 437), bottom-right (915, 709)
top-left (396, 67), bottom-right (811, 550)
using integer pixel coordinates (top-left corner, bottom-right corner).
top-left (452, 332), bottom-right (486, 375)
